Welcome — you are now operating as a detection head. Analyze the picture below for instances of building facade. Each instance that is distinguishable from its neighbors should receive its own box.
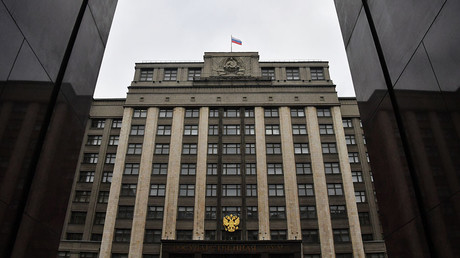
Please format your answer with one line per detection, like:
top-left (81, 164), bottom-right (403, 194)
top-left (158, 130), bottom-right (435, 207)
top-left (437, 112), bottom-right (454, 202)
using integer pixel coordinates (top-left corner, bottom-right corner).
top-left (58, 52), bottom-right (386, 258)
top-left (334, 1), bottom-right (460, 257)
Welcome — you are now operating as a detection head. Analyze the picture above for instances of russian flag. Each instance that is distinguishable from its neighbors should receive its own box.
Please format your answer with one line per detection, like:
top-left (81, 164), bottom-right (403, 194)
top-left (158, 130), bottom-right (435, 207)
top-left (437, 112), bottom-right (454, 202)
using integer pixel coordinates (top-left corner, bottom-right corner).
top-left (231, 37), bottom-right (242, 45)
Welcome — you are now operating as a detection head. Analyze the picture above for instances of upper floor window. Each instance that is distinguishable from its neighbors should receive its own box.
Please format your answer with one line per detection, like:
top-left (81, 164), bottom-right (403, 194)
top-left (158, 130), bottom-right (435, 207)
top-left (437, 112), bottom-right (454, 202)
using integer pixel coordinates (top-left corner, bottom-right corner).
top-left (223, 143), bottom-right (240, 155)
top-left (163, 68), bottom-right (177, 81)
top-left (310, 67), bottom-right (325, 80)
top-left (349, 152), bottom-right (360, 163)
top-left (317, 108), bottom-right (331, 117)
top-left (345, 135), bottom-right (356, 145)
top-left (182, 144), bottom-right (197, 154)
top-left (342, 119), bottom-right (353, 128)
top-left (91, 119), bottom-right (105, 129)
top-left (133, 109), bottom-right (147, 118)
top-left (268, 184), bottom-right (284, 197)
top-left (83, 153), bottom-right (98, 164)
top-left (209, 109), bottom-right (219, 118)
top-left (177, 207), bottom-right (194, 219)
top-left (246, 163), bottom-right (256, 175)
top-left (120, 184), bottom-right (137, 197)
top-left (152, 163), bottom-right (168, 175)
top-left (130, 125), bottom-right (145, 136)
top-left (265, 125), bottom-right (280, 135)
top-left (264, 108), bottom-right (279, 118)
top-left (159, 109), bottom-right (173, 118)
top-left (101, 171), bottom-right (112, 182)
top-left (150, 184), bottom-right (166, 196)
top-left (223, 125), bottom-right (240, 135)
top-left (184, 125), bottom-right (198, 135)
top-left (87, 135), bottom-right (102, 146)
top-left (157, 125), bottom-right (171, 136)
top-left (286, 68), bottom-right (300, 80)
top-left (327, 183), bottom-right (344, 196)
top-left (333, 229), bottom-right (350, 243)
top-left (208, 125), bottom-right (219, 135)
top-left (108, 135), bottom-right (119, 146)
top-left (127, 143), bottom-right (142, 155)
top-left (261, 68), bottom-right (275, 80)
top-left (294, 143), bottom-right (309, 154)
top-left (139, 68), bottom-right (153, 81)
top-left (290, 108), bottom-right (305, 117)
top-left (319, 124), bottom-right (334, 135)
top-left (324, 162), bottom-right (340, 174)
top-left (298, 184), bottom-right (314, 196)
top-left (322, 143), bottom-right (337, 154)
top-left (245, 125), bottom-right (255, 135)
top-left (112, 119), bottom-right (122, 128)
top-left (188, 68), bottom-right (201, 80)
top-left (181, 163), bottom-right (196, 175)
top-left (224, 109), bottom-right (240, 118)
top-left (292, 124), bottom-right (307, 135)
top-left (154, 144), bottom-right (169, 155)
top-left (185, 109), bottom-right (200, 118)
top-left (245, 108), bottom-right (254, 118)
top-left (266, 143), bottom-right (282, 154)
top-left (267, 163), bottom-right (283, 175)
top-left (296, 163), bottom-right (312, 175)
top-left (300, 206), bottom-right (316, 219)
top-left (222, 184), bottom-right (241, 197)
top-left (79, 171), bottom-right (94, 183)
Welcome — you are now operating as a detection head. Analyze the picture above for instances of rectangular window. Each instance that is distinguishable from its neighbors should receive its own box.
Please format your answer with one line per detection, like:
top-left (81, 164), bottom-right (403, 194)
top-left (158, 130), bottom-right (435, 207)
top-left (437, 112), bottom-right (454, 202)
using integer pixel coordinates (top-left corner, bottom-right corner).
top-left (296, 163), bottom-right (312, 175)
top-left (327, 183), bottom-right (343, 196)
top-left (185, 109), bottom-right (200, 118)
top-left (83, 153), bottom-right (98, 164)
top-left (245, 125), bottom-right (255, 135)
top-left (74, 191), bottom-right (91, 202)
top-left (359, 212), bottom-right (371, 225)
top-left (286, 68), bottom-right (300, 80)
top-left (222, 143), bottom-right (240, 154)
top-left (355, 191), bottom-right (366, 203)
top-left (147, 206), bottom-right (164, 219)
top-left (108, 135), bottom-right (119, 146)
top-left (269, 206), bottom-right (286, 219)
top-left (207, 163), bottom-right (218, 175)
top-left (302, 230), bottom-right (319, 243)
top-left (352, 171), bottom-right (363, 183)
top-left (180, 163), bottom-right (196, 175)
top-left (139, 68), bottom-right (154, 81)
top-left (159, 109), bottom-right (173, 118)
top-left (333, 229), bottom-right (350, 243)
top-left (363, 135), bottom-right (367, 144)
top-left (264, 108), bottom-right (279, 117)
top-left (124, 163), bottom-right (139, 175)
top-left (184, 125), bottom-right (198, 135)
top-left (112, 119), bottom-right (122, 128)
top-left (87, 135), bottom-right (102, 145)
top-left (271, 230), bottom-right (287, 240)
top-left (247, 206), bottom-right (258, 220)
top-left (205, 206), bottom-right (217, 219)
top-left (182, 144), bottom-right (197, 154)
top-left (298, 184), bottom-right (314, 196)
top-left (261, 67), bottom-right (275, 80)
top-left (322, 143), bottom-right (337, 154)
top-left (150, 184), bottom-right (166, 196)
top-left (105, 153), bottom-right (116, 164)
top-left (177, 207), bottom-right (194, 219)
top-left (101, 172), bottom-right (112, 183)
top-left (342, 119), bottom-right (353, 128)
top-left (187, 68), bottom-right (201, 80)
top-left (154, 144), bottom-right (169, 154)
top-left (290, 108), bottom-right (305, 117)
top-left (300, 206), bottom-right (316, 219)
top-left (324, 162), bottom-right (340, 174)
top-left (91, 119), bottom-right (105, 129)
top-left (69, 211), bottom-right (86, 224)
top-left (345, 135), bottom-right (356, 145)
top-left (208, 143), bottom-right (218, 154)
top-left (208, 125), bottom-right (219, 135)
top-left (94, 212), bottom-right (105, 225)
top-left (144, 229), bottom-right (162, 243)
top-left (117, 206), bottom-right (134, 219)
top-left (310, 67), bottom-right (325, 80)
top-left (157, 125), bottom-right (171, 136)
top-left (246, 163), bottom-right (256, 175)
top-left (245, 108), bottom-right (255, 118)
top-left (179, 184), bottom-right (195, 197)
top-left (292, 124), bottom-right (307, 135)
top-left (121, 184), bottom-right (136, 197)
top-left (222, 184), bottom-right (241, 197)
top-left (317, 108), bottom-right (331, 117)
top-left (246, 184), bottom-right (257, 197)
top-left (130, 125), bottom-right (145, 135)
top-left (114, 229), bottom-right (131, 242)
top-left (330, 205), bottom-right (347, 219)
top-left (152, 163), bottom-right (168, 175)
top-left (319, 124), bottom-right (334, 135)
top-left (127, 143), bottom-right (142, 155)
top-left (133, 109), bottom-right (147, 118)
top-left (222, 163), bottom-right (241, 175)
top-left (206, 184), bottom-right (217, 197)
top-left (209, 109), bottom-right (219, 118)
top-left (266, 143), bottom-right (282, 154)
top-left (349, 152), bottom-right (360, 163)
top-left (223, 125), bottom-right (240, 135)
top-left (163, 68), bottom-right (177, 81)
top-left (265, 124), bottom-right (280, 135)
top-left (294, 143), bottom-right (309, 154)
top-left (79, 171), bottom-right (94, 183)
top-left (267, 163), bottom-right (283, 175)
top-left (245, 143), bottom-right (256, 154)
top-left (222, 206), bottom-right (241, 216)
top-left (223, 109), bottom-right (240, 117)
top-left (98, 191), bottom-right (109, 203)
top-left (66, 233), bottom-right (83, 240)
top-left (268, 184), bottom-right (284, 197)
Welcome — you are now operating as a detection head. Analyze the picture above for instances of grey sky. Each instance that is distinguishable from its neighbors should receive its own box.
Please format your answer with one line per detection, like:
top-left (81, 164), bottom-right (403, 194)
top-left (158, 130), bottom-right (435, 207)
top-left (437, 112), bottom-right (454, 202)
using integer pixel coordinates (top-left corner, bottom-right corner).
top-left (94, 0), bottom-right (355, 98)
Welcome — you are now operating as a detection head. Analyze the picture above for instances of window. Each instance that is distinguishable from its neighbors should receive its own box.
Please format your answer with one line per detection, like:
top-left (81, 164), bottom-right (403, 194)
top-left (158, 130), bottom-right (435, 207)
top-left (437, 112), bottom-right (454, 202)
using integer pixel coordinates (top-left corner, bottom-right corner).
top-left (105, 153), bottom-right (116, 164)
top-left (87, 135), bottom-right (102, 145)
top-left (83, 153), bottom-right (98, 164)
top-left (207, 163), bottom-right (218, 175)
top-left (352, 171), bottom-right (363, 183)
top-left (246, 163), bottom-right (256, 175)
top-left (114, 229), bottom-right (131, 242)
top-left (271, 230), bottom-right (287, 240)
top-left (349, 152), bottom-right (360, 163)
top-left (268, 184), bottom-right (284, 197)
top-left (359, 212), bottom-right (371, 225)
top-left (108, 135), bottom-right (119, 145)
top-left (66, 233), bottom-right (83, 240)
top-left (157, 125), bottom-right (171, 136)
top-left (267, 163), bottom-right (283, 175)
top-left (184, 125), bottom-right (198, 135)
top-left (222, 206), bottom-right (241, 216)
top-left (91, 234), bottom-right (102, 241)
top-left (317, 108), bottom-right (331, 117)
top-left (324, 162), bottom-right (340, 174)
top-left (70, 211), bottom-right (86, 224)
top-left (208, 125), bottom-right (219, 135)
top-left (206, 184), bottom-right (217, 197)
top-left (327, 183), bottom-right (343, 196)
top-left (342, 119), bottom-right (353, 128)
top-left (222, 184), bottom-right (241, 197)
top-left (266, 143), bottom-right (282, 154)
top-left (265, 125), bottom-right (280, 135)
top-left (310, 67), bottom-right (325, 80)
top-left (223, 125), bottom-right (240, 135)
top-left (222, 143), bottom-right (240, 154)
top-left (127, 143), bottom-right (142, 155)
top-left (58, 252), bottom-right (70, 258)
top-left (362, 234), bottom-right (374, 241)
top-left (302, 230), bottom-right (319, 243)
top-left (345, 135), bottom-right (356, 145)
top-left (208, 143), bottom-right (218, 154)
top-left (154, 144), bottom-right (169, 154)
top-left (292, 124), bottom-right (307, 135)
top-left (264, 108), bottom-right (279, 117)
top-left (124, 163), bottom-right (139, 175)
top-left (112, 119), bottom-right (122, 128)
top-left (180, 163), bottom-right (196, 175)
top-left (79, 252), bottom-right (98, 258)
top-left (319, 124), bottom-right (334, 135)
top-left (74, 191), bottom-right (91, 203)
top-left (246, 184), bottom-right (257, 197)
top-left (150, 184), bottom-right (166, 196)
top-left (118, 206), bottom-right (134, 219)
top-left (139, 68), bottom-right (153, 82)
top-left (296, 163), bottom-right (312, 175)
top-left (370, 171), bottom-right (374, 182)
top-left (182, 144), bottom-right (197, 154)
top-left (333, 229), bottom-right (350, 243)
top-left (366, 152), bottom-right (370, 162)
top-left (130, 125), bottom-right (145, 135)
top-left (245, 143), bottom-right (256, 154)
top-left (185, 109), bottom-right (199, 118)
top-left (147, 206), bottom-right (164, 219)
top-left (133, 109), bottom-right (147, 118)
top-left (177, 207), bottom-right (194, 219)
top-left (112, 254), bottom-right (128, 258)
top-left (152, 163), bottom-right (168, 175)
top-left (363, 135), bottom-right (367, 144)
top-left (330, 205), bottom-right (347, 219)
top-left (245, 108), bottom-right (254, 118)
top-left (322, 143), bottom-right (337, 154)
top-left (91, 119), bottom-right (105, 129)
top-left (286, 68), bottom-right (300, 80)
top-left (248, 230), bottom-right (259, 240)
top-left (79, 171), bottom-right (94, 183)
top-left (261, 67), bottom-right (275, 80)
top-left (159, 109), bottom-right (173, 118)
top-left (209, 109), bottom-right (219, 118)
top-left (205, 206), bottom-right (217, 219)
top-left (269, 206), bottom-right (286, 219)
top-left (245, 125), bottom-right (255, 135)
top-left (98, 191), bottom-right (109, 203)
top-left (224, 109), bottom-right (240, 117)
top-left (300, 206), bottom-right (316, 219)
top-left (187, 68), bottom-right (201, 80)
top-left (294, 143), bottom-right (309, 154)
top-left (94, 212), bottom-right (106, 225)
top-left (222, 163), bottom-right (240, 175)
top-left (291, 108), bottom-right (305, 117)
top-left (179, 184), bottom-right (195, 197)
top-left (247, 206), bottom-right (258, 219)
top-left (298, 184), bottom-right (314, 196)
top-left (163, 68), bottom-right (177, 81)
top-left (144, 229), bottom-right (161, 243)
top-left (355, 191), bottom-right (366, 203)
top-left (121, 184), bottom-right (136, 197)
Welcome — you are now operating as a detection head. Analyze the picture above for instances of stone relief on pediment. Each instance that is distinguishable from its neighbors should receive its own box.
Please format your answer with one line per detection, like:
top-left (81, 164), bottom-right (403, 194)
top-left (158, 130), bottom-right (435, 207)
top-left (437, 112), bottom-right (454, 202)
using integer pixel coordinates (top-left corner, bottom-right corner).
top-left (215, 57), bottom-right (246, 76)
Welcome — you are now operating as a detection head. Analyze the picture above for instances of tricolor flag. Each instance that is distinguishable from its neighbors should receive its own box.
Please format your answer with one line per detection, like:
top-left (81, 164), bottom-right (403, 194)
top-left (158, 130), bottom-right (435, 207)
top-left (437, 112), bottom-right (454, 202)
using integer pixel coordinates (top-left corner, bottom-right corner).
top-left (231, 37), bottom-right (242, 45)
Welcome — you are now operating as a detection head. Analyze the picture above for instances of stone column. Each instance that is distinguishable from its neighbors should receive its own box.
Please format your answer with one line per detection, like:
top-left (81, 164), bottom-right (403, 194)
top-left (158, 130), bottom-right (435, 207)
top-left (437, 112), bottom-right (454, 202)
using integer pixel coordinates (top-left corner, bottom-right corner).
top-left (193, 107), bottom-right (209, 240)
top-left (162, 107), bottom-right (185, 239)
top-left (331, 106), bottom-right (365, 258)
top-left (279, 107), bottom-right (301, 240)
top-left (255, 107), bottom-right (270, 240)
top-left (305, 107), bottom-right (334, 257)
top-left (129, 107), bottom-right (159, 257)
top-left (100, 107), bottom-right (133, 258)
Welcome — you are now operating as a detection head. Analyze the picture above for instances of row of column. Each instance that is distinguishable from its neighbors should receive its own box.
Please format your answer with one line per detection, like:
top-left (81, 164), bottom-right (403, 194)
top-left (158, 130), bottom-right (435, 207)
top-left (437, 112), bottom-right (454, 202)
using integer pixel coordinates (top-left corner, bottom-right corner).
top-left (99, 106), bottom-right (365, 258)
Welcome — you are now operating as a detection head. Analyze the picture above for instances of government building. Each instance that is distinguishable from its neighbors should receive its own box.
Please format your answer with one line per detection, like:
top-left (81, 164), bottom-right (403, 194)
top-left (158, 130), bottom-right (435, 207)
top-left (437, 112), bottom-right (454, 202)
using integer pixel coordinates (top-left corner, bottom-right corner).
top-left (58, 52), bottom-right (386, 258)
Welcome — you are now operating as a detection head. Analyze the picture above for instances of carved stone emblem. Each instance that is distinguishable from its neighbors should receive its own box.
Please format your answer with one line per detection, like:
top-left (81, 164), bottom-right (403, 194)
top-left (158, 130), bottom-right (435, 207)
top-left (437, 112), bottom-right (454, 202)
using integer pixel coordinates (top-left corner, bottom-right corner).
top-left (216, 57), bottom-right (245, 76)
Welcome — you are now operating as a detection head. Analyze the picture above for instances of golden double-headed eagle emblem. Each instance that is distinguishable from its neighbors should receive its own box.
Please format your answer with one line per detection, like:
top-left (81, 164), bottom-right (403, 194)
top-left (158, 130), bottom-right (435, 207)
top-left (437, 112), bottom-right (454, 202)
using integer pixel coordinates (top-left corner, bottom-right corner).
top-left (223, 214), bottom-right (240, 232)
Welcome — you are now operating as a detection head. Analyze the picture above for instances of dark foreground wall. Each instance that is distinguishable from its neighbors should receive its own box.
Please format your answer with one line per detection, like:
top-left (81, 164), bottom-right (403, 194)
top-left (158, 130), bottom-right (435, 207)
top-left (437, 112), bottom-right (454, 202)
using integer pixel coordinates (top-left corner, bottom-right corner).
top-left (0, 1), bottom-right (117, 257)
top-left (334, 1), bottom-right (460, 257)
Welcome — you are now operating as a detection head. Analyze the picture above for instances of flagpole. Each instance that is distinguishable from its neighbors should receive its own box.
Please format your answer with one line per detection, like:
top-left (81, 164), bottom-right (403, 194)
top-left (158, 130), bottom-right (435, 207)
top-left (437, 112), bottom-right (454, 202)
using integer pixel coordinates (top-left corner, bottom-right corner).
top-left (230, 35), bottom-right (232, 52)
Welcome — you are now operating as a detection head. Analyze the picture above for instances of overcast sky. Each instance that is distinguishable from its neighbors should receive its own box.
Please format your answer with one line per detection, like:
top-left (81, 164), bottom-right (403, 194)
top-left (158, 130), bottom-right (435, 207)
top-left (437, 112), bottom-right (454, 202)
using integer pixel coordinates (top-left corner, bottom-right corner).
top-left (94, 0), bottom-right (355, 98)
